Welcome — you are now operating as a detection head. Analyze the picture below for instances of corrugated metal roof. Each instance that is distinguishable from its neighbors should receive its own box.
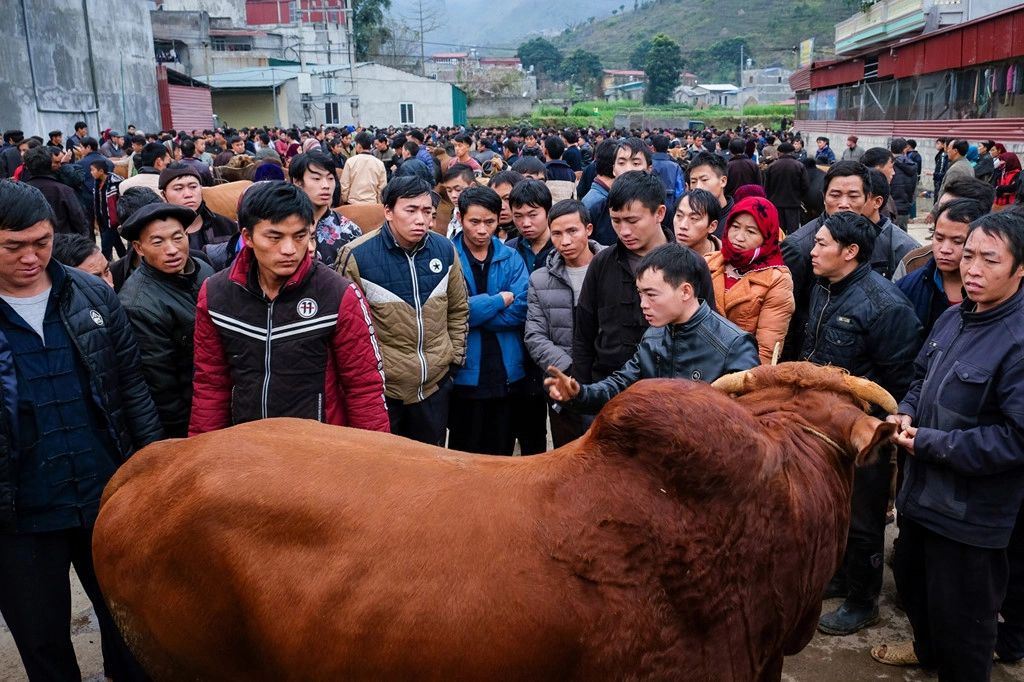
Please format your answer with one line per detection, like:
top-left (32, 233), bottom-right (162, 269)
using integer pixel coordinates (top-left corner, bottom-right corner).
top-left (203, 64), bottom-right (365, 89)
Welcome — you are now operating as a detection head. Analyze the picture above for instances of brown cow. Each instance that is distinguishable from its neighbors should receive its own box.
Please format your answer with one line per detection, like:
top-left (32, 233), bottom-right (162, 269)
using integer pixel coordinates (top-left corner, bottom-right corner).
top-left (93, 362), bottom-right (896, 682)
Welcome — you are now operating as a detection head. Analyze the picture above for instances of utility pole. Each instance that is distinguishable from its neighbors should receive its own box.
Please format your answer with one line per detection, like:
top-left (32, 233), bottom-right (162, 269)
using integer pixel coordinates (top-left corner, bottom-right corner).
top-left (739, 43), bottom-right (745, 129)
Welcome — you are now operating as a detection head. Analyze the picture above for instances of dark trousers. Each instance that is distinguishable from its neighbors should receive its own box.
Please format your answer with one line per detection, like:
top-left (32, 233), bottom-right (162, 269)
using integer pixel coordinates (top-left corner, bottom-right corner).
top-left (777, 206), bottom-right (802, 237)
top-left (447, 394), bottom-right (513, 455)
top-left (101, 226), bottom-right (127, 260)
top-left (386, 378), bottom-right (453, 447)
top-left (509, 393), bottom-right (547, 455)
top-left (893, 517), bottom-right (1006, 681)
top-left (0, 526), bottom-right (150, 682)
top-left (833, 449), bottom-right (891, 604)
top-left (997, 503), bottom-right (1024, 661)
top-left (549, 403), bottom-right (583, 448)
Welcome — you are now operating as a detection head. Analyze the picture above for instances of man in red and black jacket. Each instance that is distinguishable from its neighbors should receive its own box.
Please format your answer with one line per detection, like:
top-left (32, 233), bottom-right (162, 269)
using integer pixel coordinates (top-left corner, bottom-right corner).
top-left (190, 181), bottom-right (389, 435)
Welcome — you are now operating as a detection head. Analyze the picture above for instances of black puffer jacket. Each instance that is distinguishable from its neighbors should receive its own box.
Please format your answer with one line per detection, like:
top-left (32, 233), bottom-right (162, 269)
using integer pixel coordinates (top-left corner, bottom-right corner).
top-left (890, 154), bottom-right (919, 215)
top-left (118, 257), bottom-right (215, 437)
top-left (0, 262), bottom-right (164, 531)
top-left (800, 262), bottom-right (923, 403)
top-left (572, 230), bottom-right (716, 384)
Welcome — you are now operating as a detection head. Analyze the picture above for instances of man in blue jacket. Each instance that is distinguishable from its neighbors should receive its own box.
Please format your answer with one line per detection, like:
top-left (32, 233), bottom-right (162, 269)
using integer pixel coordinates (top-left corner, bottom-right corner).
top-left (450, 186), bottom-right (529, 455)
top-left (0, 181), bottom-right (163, 681)
top-left (884, 210), bottom-right (1024, 680)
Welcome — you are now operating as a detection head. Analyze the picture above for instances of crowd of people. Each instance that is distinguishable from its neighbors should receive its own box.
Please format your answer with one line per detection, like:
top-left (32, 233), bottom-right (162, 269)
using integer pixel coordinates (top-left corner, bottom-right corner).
top-left (1, 117), bottom-right (1024, 682)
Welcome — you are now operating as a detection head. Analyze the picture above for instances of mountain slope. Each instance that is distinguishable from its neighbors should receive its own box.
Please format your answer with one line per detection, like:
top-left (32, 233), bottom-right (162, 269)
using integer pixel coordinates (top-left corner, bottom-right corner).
top-left (552, 0), bottom-right (852, 74)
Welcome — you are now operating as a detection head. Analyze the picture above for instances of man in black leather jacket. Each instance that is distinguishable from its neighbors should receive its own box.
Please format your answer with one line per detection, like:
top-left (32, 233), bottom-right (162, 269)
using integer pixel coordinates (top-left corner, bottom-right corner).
top-left (0, 181), bottom-right (162, 681)
top-left (800, 211), bottom-right (923, 637)
top-left (546, 243), bottom-right (759, 410)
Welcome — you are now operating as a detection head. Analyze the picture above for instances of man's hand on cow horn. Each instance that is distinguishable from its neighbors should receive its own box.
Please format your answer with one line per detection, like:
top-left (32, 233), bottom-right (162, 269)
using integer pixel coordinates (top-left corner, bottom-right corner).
top-left (545, 366), bottom-right (579, 403)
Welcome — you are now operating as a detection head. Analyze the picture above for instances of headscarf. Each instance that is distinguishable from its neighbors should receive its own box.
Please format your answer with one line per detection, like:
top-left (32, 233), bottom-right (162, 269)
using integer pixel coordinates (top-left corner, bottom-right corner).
top-left (732, 184), bottom-right (767, 203)
top-left (720, 196), bottom-right (786, 274)
top-left (999, 152), bottom-right (1022, 175)
top-left (966, 145), bottom-right (978, 163)
top-left (302, 138), bottom-right (320, 154)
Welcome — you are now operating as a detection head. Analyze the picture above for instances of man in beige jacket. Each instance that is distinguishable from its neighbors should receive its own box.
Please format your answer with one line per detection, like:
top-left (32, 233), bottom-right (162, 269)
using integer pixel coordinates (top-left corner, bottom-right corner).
top-left (340, 131), bottom-right (387, 204)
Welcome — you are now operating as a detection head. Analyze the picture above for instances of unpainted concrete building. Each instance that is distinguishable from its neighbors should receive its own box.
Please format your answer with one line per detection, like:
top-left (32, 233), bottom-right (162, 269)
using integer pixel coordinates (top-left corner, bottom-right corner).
top-left (1, 0), bottom-right (161, 137)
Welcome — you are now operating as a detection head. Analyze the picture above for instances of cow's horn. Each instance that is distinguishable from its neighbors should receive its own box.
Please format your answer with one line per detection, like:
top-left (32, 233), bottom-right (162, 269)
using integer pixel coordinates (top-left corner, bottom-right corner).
top-left (843, 375), bottom-right (898, 414)
top-left (712, 371), bottom-right (750, 396)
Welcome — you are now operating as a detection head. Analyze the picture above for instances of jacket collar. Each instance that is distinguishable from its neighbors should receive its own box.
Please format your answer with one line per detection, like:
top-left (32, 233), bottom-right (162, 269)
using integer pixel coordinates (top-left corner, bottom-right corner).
top-left (819, 260), bottom-right (871, 295)
top-left (668, 300), bottom-right (711, 334)
top-left (138, 257), bottom-right (200, 288)
top-left (960, 287), bottom-right (1024, 325)
top-left (381, 221), bottom-right (427, 254)
top-left (544, 239), bottom-right (605, 272)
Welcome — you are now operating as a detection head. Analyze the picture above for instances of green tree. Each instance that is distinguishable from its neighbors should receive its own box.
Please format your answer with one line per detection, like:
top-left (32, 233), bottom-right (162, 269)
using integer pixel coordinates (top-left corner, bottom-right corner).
top-left (628, 38), bottom-right (653, 70)
top-left (352, 0), bottom-right (393, 62)
top-left (561, 48), bottom-right (604, 96)
top-left (643, 33), bottom-right (684, 105)
top-left (516, 37), bottom-right (563, 82)
top-left (687, 38), bottom-right (752, 84)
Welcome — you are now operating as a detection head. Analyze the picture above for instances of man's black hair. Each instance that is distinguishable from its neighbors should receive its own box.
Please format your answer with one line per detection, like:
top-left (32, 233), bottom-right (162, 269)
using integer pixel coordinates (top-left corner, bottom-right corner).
top-left (688, 151), bottom-right (728, 179)
top-left (617, 137), bottom-right (652, 166)
top-left (503, 139), bottom-right (520, 157)
top-left (51, 232), bottom-right (100, 267)
top-left (594, 138), bottom-right (619, 178)
top-left (443, 163), bottom-right (476, 185)
top-left (238, 181), bottom-right (314, 233)
top-left (453, 133), bottom-right (473, 147)
top-left (635, 242), bottom-right (707, 290)
top-left (677, 188), bottom-right (720, 224)
top-left (940, 176), bottom-right (996, 208)
top-left (130, 134), bottom-right (146, 147)
top-left (867, 168), bottom-right (890, 206)
top-left (408, 129), bottom-right (425, 144)
top-left (889, 138), bottom-right (908, 155)
top-left (523, 129), bottom-right (537, 140)
top-left (457, 185), bottom-right (501, 218)
top-left (22, 146), bottom-right (53, 177)
top-left (861, 147), bottom-right (894, 170)
top-left (180, 139), bottom-right (196, 158)
top-left (3, 130), bottom-right (24, 144)
top-left (403, 140), bottom-right (420, 157)
top-left (74, 121), bottom-right (87, 131)
top-left (543, 135), bottom-right (566, 160)
top-left (511, 156), bottom-right (545, 176)
top-left (816, 136), bottom-right (830, 145)
top-left (823, 160), bottom-right (870, 197)
top-left (508, 179), bottom-right (552, 213)
top-left (141, 142), bottom-right (170, 168)
top-left (0, 179), bottom-right (56, 232)
top-left (89, 159), bottom-right (108, 173)
top-left (548, 199), bottom-right (590, 227)
top-left (967, 210), bottom-right (1024, 272)
top-left (288, 151), bottom-right (337, 181)
top-left (116, 187), bottom-right (164, 225)
top-left (949, 139), bottom-right (970, 157)
top-left (382, 175), bottom-right (434, 210)
top-left (487, 170), bottom-right (524, 189)
top-left (728, 138), bottom-right (746, 156)
top-left (937, 197), bottom-right (987, 226)
top-left (354, 131), bottom-right (373, 150)
top-left (907, 139), bottom-right (917, 149)
top-left (822, 211), bottom-right (876, 264)
top-left (608, 170), bottom-right (665, 213)
top-left (228, 135), bottom-right (242, 146)
top-left (79, 137), bottom-right (98, 151)
top-left (650, 134), bottom-right (670, 153)
top-left (562, 129), bottom-right (578, 145)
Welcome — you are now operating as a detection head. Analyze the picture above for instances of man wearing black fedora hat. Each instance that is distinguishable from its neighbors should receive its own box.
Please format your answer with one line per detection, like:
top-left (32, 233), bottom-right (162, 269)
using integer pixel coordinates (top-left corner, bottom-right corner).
top-left (118, 202), bottom-right (215, 437)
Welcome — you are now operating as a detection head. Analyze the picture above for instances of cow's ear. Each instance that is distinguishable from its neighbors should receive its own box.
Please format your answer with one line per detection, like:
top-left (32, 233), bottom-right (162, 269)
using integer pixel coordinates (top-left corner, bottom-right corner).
top-left (849, 415), bottom-right (897, 466)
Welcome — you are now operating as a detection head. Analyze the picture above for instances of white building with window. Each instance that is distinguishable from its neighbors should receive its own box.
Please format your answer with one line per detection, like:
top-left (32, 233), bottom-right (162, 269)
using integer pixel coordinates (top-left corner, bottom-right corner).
top-left (204, 62), bottom-right (463, 128)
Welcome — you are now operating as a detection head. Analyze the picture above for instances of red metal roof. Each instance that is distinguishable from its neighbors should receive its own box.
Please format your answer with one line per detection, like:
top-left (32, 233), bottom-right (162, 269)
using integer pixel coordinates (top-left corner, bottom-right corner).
top-left (432, 52), bottom-right (468, 60)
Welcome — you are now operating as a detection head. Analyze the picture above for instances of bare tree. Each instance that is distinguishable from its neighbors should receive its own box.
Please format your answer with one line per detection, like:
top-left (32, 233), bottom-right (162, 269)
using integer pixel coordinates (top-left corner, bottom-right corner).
top-left (398, 0), bottom-right (446, 77)
top-left (377, 15), bottom-right (419, 70)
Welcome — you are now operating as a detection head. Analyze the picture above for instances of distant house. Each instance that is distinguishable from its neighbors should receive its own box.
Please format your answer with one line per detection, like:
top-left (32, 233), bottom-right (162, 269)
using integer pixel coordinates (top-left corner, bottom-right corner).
top-left (741, 67), bottom-right (795, 104)
top-left (204, 62), bottom-right (466, 128)
top-left (601, 69), bottom-right (645, 90)
top-left (673, 83), bottom-right (740, 108)
top-left (604, 80), bottom-right (645, 102)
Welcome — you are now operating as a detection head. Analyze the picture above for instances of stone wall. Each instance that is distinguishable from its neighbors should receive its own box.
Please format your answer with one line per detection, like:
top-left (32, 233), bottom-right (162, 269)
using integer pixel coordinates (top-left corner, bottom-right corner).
top-left (467, 97), bottom-right (532, 119)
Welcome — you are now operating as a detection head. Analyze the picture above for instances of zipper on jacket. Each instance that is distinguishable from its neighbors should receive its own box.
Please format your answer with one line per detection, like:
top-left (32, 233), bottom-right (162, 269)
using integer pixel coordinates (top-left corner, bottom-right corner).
top-left (407, 253), bottom-right (428, 401)
top-left (262, 300), bottom-right (275, 419)
top-left (808, 284), bottom-right (832, 361)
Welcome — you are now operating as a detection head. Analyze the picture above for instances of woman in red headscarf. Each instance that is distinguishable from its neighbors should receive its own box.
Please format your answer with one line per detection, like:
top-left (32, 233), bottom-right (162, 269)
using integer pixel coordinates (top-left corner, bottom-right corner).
top-left (705, 196), bottom-right (795, 364)
top-left (994, 152), bottom-right (1021, 210)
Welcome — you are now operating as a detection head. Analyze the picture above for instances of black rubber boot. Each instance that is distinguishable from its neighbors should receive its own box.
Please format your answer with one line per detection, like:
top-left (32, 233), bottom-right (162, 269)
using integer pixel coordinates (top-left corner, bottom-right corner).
top-left (818, 547), bottom-right (882, 635)
top-left (822, 570), bottom-right (848, 600)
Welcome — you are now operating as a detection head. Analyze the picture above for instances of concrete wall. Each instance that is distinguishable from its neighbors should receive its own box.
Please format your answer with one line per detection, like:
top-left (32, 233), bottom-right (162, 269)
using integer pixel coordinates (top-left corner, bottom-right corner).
top-left (467, 97), bottom-right (532, 119)
top-left (0, 0), bottom-right (161, 136)
top-left (212, 83), bottom-right (293, 129)
top-left (345, 64), bottom-right (454, 127)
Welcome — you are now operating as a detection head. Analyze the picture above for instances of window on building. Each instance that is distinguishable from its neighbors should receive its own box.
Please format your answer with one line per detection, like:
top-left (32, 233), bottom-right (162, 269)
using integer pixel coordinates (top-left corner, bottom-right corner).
top-left (212, 37), bottom-right (226, 52)
top-left (400, 102), bottom-right (414, 124)
top-left (289, 1), bottom-right (298, 23)
top-left (325, 102), bottom-right (340, 124)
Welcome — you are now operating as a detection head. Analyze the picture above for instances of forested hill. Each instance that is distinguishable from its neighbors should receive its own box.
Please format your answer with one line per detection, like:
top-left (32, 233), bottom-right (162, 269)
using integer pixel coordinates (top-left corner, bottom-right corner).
top-left (551, 0), bottom-right (855, 81)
